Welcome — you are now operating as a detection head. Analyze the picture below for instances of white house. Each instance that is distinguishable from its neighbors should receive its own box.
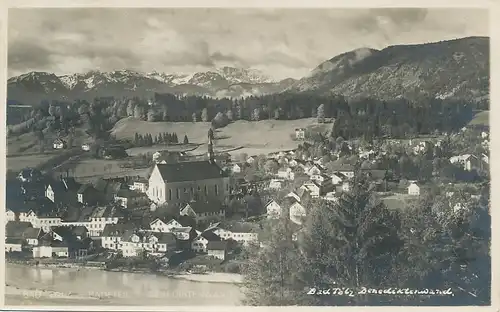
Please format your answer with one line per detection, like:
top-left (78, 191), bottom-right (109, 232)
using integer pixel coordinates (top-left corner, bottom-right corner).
top-left (206, 241), bottom-right (228, 260)
top-left (246, 156), bottom-right (256, 164)
top-left (81, 143), bottom-right (91, 151)
top-left (331, 173), bottom-right (345, 185)
top-left (265, 199), bottom-right (282, 219)
top-left (481, 131), bottom-right (489, 139)
top-left (231, 164), bottom-right (242, 174)
top-left (5, 239), bottom-right (23, 252)
top-left (18, 210), bottom-right (62, 232)
top-left (408, 182), bottom-right (420, 196)
top-left (311, 174), bottom-right (331, 185)
top-left (32, 245), bottom-right (53, 258)
top-left (295, 128), bottom-right (306, 140)
top-left (449, 154), bottom-right (481, 172)
top-left (268, 179), bottom-right (283, 190)
top-left (323, 192), bottom-right (338, 202)
top-left (149, 218), bottom-right (183, 233)
top-left (191, 231), bottom-right (222, 253)
top-left (180, 201), bottom-right (226, 222)
top-left (120, 232), bottom-right (177, 257)
top-left (276, 168), bottom-right (295, 181)
top-left (341, 181), bottom-right (352, 193)
top-left (300, 182), bottom-right (320, 198)
top-left (306, 165), bottom-right (325, 177)
top-left (5, 209), bottom-right (16, 224)
top-left (288, 159), bottom-right (298, 168)
top-left (211, 222), bottom-right (259, 245)
top-left (129, 180), bottom-right (148, 193)
top-left (289, 202), bottom-right (307, 225)
top-left (53, 139), bottom-right (67, 150)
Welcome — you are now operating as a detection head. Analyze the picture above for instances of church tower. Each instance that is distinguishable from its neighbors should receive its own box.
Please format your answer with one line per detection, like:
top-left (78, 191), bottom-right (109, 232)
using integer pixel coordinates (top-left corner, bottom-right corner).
top-left (207, 128), bottom-right (215, 162)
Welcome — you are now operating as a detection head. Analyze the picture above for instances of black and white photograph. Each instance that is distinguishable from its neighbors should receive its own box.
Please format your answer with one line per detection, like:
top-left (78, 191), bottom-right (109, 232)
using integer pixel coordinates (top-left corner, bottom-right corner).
top-left (4, 6), bottom-right (491, 307)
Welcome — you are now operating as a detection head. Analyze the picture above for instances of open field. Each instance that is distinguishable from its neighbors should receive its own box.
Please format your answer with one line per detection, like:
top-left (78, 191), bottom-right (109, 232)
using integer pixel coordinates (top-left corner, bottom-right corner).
top-left (468, 110), bottom-right (489, 126)
top-left (7, 154), bottom-right (60, 172)
top-left (126, 143), bottom-right (200, 156)
top-left (112, 117), bottom-right (331, 157)
top-left (381, 193), bottom-right (419, 210)
top-left (53, 158), bottom-right (149, 180)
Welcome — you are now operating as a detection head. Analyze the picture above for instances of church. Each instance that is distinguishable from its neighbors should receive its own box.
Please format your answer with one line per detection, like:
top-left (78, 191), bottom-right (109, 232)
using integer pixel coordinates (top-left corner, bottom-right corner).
top-left (147, 128), bottom-right (232, 205)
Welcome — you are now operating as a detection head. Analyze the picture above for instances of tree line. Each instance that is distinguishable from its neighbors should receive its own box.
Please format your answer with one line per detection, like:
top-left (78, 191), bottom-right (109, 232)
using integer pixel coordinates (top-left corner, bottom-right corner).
top-left (132, 132), bottom-right (190, 147)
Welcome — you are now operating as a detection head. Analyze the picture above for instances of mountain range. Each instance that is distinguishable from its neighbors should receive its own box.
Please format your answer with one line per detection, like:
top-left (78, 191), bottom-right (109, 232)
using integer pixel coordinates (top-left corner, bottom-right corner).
top-left (7, 36), bottom-right (489, 105)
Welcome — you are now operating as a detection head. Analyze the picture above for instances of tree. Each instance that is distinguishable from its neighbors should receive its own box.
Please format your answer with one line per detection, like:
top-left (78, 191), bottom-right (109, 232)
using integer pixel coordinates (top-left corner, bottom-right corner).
top-left (134, 105), bottom-right (144, 119)
top-left (147, 109), bottom-right (157, 122)
top-left (201, 108), bottom-right (209, 122)
top-left (183, 135), bottom-right (189, 144)
top-left (241, 218), bottom-right (312, 305)
top-left (317, 104), bottom-right (325, 123)
top-left (126, 100), bottom-right (135, 117)
top-left (252, 108), bottom-right (261, 121)
top-left (264, 159), bottom-right (279, 174)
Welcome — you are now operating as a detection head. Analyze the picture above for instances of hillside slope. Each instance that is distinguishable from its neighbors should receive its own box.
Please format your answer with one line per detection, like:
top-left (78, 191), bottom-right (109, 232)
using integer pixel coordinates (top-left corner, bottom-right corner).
top-left (290, 36), bottom-right (489, 103)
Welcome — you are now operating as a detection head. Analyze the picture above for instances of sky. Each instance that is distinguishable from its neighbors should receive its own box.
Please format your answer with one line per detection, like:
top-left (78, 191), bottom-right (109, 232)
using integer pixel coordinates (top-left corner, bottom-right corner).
top-left (8, 8), bottom-right (489, 80)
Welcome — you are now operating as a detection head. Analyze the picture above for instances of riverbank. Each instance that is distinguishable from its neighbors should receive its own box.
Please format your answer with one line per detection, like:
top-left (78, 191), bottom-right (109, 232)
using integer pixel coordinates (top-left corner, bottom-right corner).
top-left (6, 261), bottom-right (244, 284)
top-left (6, 262), bottom-right (243, 306)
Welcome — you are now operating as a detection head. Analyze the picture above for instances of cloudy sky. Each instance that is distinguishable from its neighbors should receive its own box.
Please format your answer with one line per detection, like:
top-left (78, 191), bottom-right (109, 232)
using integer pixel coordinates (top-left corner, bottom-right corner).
top-left (8, 8), bottom-right (488, 80)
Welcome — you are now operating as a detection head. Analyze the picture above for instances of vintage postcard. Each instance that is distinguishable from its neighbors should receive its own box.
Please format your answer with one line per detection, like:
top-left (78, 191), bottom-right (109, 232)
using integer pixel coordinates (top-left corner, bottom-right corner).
top-left (2, 2), bottom-right (494, 310)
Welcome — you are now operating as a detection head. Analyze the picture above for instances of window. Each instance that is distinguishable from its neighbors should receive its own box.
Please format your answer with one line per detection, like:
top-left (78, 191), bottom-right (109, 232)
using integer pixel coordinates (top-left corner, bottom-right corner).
top-left (204, 186), bottom-right (208, 195)
top-left (153, 188), bottom-right (156, 196)
top-left (184, 188), bottom-right (187, 193)
top-left (198, 186), bottom-right (201, 192)
top-left (191, 187), bottom-right (194, 194)
top-left (215, 185), bottom-right (218, 195)
top-left (160, 188), bottom-right (162, 198)
top-left (177, 189), bottom-right (180, 199)
top-left (169, 189), bottom-right (172, 200)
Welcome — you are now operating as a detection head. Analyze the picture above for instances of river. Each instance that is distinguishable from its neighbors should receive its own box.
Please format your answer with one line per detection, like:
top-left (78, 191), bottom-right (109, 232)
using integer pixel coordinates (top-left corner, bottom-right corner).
top-left (5, 263), bottom-right (243, 306)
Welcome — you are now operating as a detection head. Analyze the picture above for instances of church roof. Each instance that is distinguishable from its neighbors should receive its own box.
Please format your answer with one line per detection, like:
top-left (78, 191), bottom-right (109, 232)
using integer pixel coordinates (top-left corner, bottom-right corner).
top-left (156, 161), bottom-right (226, 182)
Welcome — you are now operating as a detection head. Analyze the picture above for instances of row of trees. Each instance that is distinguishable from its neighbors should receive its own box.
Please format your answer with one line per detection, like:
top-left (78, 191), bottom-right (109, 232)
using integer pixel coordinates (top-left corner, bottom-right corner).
top-left (132, 132), bottom-right (189, 147)
top-left (242, 167), bottom-right (491, 305)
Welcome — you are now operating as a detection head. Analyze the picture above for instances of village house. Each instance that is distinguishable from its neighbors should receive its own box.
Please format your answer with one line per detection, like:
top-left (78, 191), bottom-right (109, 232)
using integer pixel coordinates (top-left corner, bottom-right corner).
top-left (129, 178), bottom-right (148, 193)
top-left (86, 206), bottom-right (123, 237)
top-left (408, 181), bottom-right (421, 196)
top-left (180, 200), bottom-right (226, 223)
top-left (288, 200), bottom-right (307, 225)
top-left (191, 231), bottom-right (222, 253)
top-left (265, 199), bottom-right (282, 219)
top-left (246, 156), bottom-right (256, 164)
top-left (33, 241), bottom-right (69, 258)
top-left (341, 181), bottom-right (352, 193)
top-left (306, 164), bottom-right (326, 177)
top-left (18, 210), bottom-right (62, 232)
top-left (210, 222), bottom-right (259, 245)
top-left (81, 143), bottom-right (91, 151)
top-left (5, 238), bottom-right (24, 253)
top-left (300, 181), bottom-right (321, 198)
top-left (449, 154), bottom-right (482, 172)
top-left (5, 209), bottom-right (16, 224)
top-left (77, 184), bottom-right (100, 206)
top-left (230, 163), bottom-right (242, 174)
top-left (288, 159), bottom-right (299, 168)
top-left (170, 226), bottom-right (196, 242)
top-left (276, 167), bottom-right (295, 181)
top-left (101, 223), bottom-right (135, 250)
top-left (295, 128), bottom-right (306, 140)
top-left (206, 241), bottom-right (229, 260)
top-left (53, 138), bottom-right (67, 150)
top-left (149, 217), bottom-right (183, 233)
top-left (331, 172), bottom-right (347, 185)
top-left (114, 189), bottom-right (144, 208)
top-left (323, 191), bottom-right (338, 202)
top-left (268, 179), bottom-right (283, 190)
top-left (5, 221), bottom-right (43, 247)
top-left (120, 231), bottom-right (177, 257)
top-left (147, 161), bottom-right (232, 205)
top-left (153, 150), bottom-right (184, 164)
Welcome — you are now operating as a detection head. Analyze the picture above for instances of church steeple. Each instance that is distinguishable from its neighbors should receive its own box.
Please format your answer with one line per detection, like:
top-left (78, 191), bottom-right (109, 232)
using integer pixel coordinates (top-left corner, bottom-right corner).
top-left (207, 127), bottom-right (214, 161)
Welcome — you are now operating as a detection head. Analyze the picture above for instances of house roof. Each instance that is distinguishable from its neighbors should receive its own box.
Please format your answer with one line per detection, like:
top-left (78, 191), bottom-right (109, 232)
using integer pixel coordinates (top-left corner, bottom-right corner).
top-left (116, 189), bottom-right (143, 198)
top-left (78, 183), bottom-right (95, 194)
top-left (207, 240), bottom-right (229, 250)
top-left (6, 238), bottom-right (24, 245)
top-left (217, 221), bottom-right (259, 233)
top-left (6, 221), bottom-right (32, 238)
top-left (151, 232), bottom-right (177, 245)
top-left (171, 226), bottom-right (193, 233)
top-left (183, 199), bottom-right (223, 214)
top-left (23, 227), bottom-right (42, 239)
top-left (102, 223), bottom-right (135, 237)
top-left (156, 161), bottom-right (226, 183)
top-left (200, 231), bottom-right (222, 242)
